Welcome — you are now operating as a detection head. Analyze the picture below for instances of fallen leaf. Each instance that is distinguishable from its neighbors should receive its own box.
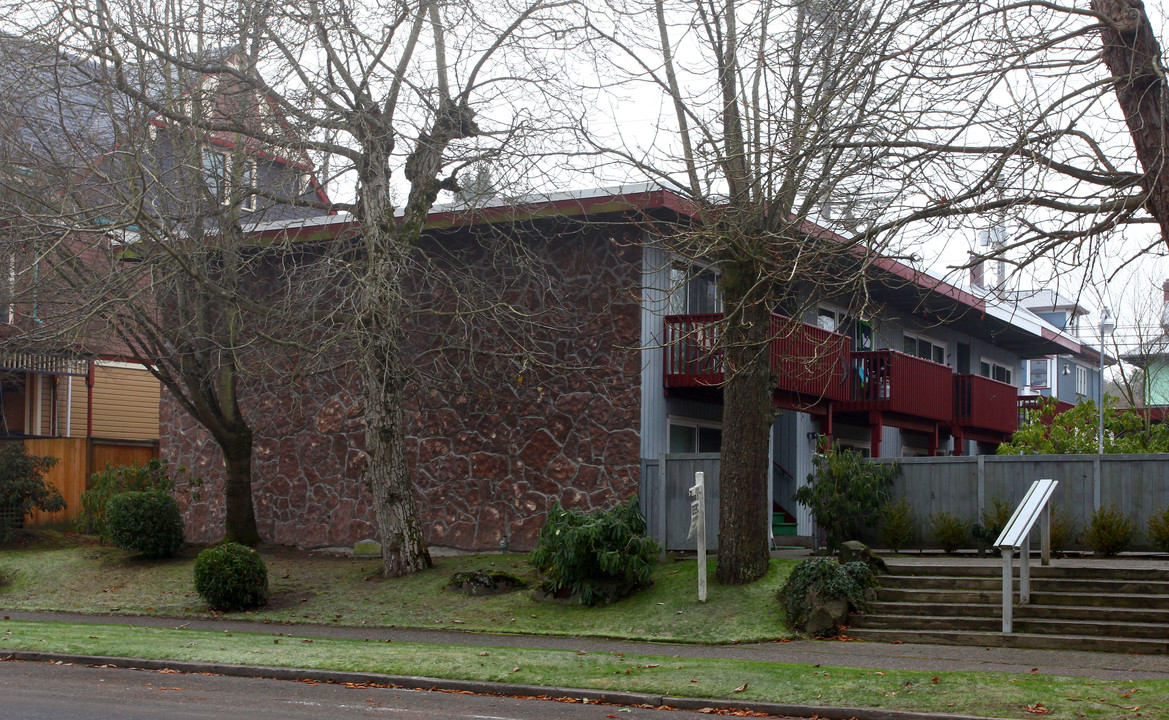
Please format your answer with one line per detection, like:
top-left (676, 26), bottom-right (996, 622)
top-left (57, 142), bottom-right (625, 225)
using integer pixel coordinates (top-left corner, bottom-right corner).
top-left (511, 667), bottom-right (520, 672)
top-left (1031, 668), bottom-right (1039, 674)
top-left (1025, 702), bottom-right (1049, 714)
top-left (478, 651), bottom-right (490, 656)
top-left (932, 677), bottom-right (939, 683)
top-left (733, 683), bottom-right (748, 693)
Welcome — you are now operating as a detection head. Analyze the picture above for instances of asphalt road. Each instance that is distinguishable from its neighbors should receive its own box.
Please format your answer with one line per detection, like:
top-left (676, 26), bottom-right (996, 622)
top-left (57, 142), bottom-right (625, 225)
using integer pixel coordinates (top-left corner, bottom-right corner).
top-left (0, 660), bottom-right (812, 720)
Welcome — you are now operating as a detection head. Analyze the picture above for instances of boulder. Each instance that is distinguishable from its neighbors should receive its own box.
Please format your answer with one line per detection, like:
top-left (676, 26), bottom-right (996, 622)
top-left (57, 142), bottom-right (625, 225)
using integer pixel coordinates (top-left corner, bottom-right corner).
top-left (804, 596), bottom-right (850, 637)
top-left (838, 540), bottom-right (888, 574)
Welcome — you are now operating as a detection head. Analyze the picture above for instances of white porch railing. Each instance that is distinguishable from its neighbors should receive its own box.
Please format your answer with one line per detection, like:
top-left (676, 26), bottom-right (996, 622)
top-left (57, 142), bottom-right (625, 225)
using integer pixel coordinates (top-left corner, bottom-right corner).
top-left (994, 478), bottom-right (1059, 633)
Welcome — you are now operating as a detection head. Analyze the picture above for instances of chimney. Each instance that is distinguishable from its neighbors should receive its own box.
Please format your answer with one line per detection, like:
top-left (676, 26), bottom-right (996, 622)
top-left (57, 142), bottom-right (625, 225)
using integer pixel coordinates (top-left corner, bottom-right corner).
top-left (969, 254), bottom-right (985, 290)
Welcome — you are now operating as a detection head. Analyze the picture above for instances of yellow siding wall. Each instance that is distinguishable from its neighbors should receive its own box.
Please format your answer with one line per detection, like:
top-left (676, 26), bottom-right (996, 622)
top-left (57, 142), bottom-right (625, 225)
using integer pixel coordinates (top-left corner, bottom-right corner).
top-left (67, 364), bottom-right (161, 440)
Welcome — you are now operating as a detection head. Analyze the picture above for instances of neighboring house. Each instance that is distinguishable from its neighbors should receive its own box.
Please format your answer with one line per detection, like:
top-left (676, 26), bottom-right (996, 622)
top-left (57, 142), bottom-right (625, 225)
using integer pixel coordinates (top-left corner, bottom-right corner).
top-left (159, 184), bottom-right (1090, 549)
top-left (999, 287), bottom-right (1109, 407)
top-left (0, 35), bottom-right (328, 448)
top-left (1121, 280), bottom-right (1169, 407)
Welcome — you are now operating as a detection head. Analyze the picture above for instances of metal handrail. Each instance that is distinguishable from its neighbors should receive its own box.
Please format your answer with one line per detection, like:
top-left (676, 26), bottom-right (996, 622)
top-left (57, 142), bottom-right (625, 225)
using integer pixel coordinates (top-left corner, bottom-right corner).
top-left (993, 478), bottom-right (1059, 633)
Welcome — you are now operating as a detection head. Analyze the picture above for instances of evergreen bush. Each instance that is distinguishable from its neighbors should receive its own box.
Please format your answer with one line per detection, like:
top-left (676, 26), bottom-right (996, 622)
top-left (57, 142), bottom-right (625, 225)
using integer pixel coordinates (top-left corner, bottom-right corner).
top-left (1048, 506), bottom-right (1076, 553)
top-left (929, 511), bottom-right (969, 554)
top-left (972, 498), bottom-right (1012, 551)
top-left (529, 496), bottom-right (658, 606)
top-left (0, 442), bottom-right (64, 540)
top-left (81, 459), bottom-right (174, 536)
top-left (779, 557), bottom-right (874, 635)
top-left (104, 490), bottom-right (185, 558)
top-left (1082, 505), bottom-right (1134, 556)
top-left (795, 445), bottom-right (899, 551)
top-left (194, 542), bottom-right (269, 611)
top-left (1148, 506), bottom-right (1169, 554)
top-left (878, 497), bottom-right (915, 552)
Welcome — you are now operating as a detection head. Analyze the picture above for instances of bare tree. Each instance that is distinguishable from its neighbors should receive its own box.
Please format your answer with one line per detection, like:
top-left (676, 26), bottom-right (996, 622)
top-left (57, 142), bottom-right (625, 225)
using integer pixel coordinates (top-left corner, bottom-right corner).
top-left (584, 0), bottom-right (1164, 583)
top-left (0, 34), bottom-right (328, 544)
top-left (16, 0), bottom-right (583, 575)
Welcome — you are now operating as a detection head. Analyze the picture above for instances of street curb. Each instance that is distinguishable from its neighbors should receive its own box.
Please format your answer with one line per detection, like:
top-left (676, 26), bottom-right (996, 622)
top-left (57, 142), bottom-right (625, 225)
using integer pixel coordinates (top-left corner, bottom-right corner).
top-left (0, 650), bottom-right (1016, 720)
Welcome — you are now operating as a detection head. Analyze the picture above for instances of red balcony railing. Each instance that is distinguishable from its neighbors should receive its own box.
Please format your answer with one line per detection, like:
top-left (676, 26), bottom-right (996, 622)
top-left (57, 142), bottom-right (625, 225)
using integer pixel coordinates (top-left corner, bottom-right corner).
top-left (769, 314), bottom-right (851, 402)
top-left (843, 350), bottom-right (953, 422)
top-left (663, 313), bottom-right (851, 403)
top-left (954, 374), bottom-right (1018, 435)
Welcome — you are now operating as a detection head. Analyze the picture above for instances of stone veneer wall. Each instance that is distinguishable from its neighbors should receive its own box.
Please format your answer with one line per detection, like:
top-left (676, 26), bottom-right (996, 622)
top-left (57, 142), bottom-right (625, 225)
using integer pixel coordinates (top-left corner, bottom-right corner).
top-left (161, 223), bottom-right (642, 551)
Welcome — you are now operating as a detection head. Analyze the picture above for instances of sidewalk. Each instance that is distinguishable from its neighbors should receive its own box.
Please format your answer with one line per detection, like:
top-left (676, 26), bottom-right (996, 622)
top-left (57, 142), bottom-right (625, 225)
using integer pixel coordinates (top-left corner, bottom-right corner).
top-left (4, 608), bottom-right (1168, 681)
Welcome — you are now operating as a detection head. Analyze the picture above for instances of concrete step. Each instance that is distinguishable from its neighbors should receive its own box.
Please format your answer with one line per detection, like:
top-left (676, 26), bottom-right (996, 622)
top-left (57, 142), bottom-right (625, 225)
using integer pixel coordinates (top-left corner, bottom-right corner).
top-left (879, 574), bottom-right (1169, 596)
top-left (843, 627), bottom-right (1169, 654)
top-left (853, 612), bottom-right (1169, 639)
top-left (866, 600), bottom-right (1169, 624)
top-left (882, 561), bottom-right (1169, 581)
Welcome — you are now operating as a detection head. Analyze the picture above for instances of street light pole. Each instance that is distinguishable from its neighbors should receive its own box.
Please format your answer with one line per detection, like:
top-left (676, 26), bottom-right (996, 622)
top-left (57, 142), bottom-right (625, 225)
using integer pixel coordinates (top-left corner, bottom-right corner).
top-left (1098, 308), bottom-right (1115, 455)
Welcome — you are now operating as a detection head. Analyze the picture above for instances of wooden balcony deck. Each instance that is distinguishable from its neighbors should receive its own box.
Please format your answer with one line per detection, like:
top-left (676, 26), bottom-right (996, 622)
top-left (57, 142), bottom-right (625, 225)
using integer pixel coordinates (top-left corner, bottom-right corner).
top-left (663, 313), bottom-right (851, 404)
top-left (841, 350), bottom-right (954, 423)
top-left (954, 374), bottom-right (1018, 436)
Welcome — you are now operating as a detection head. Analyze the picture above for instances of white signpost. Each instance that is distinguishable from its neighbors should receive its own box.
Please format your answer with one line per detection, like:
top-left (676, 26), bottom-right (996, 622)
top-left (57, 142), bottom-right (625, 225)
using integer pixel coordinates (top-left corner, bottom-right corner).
top-left (688, 471), bottom-right (707, 602)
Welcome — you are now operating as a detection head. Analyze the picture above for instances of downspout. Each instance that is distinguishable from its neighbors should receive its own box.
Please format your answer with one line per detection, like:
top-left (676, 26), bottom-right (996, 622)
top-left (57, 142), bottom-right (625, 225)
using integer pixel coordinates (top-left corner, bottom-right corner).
top-left (66, 375), bottom-right (72, 437)
top-left (86, 360), bottom-right (94, 438)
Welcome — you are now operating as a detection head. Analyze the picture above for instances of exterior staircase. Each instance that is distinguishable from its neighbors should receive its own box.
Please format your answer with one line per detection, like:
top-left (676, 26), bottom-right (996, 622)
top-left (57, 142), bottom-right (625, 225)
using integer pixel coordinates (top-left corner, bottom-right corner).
top-left (848, 558), bottom-right (1169, 653)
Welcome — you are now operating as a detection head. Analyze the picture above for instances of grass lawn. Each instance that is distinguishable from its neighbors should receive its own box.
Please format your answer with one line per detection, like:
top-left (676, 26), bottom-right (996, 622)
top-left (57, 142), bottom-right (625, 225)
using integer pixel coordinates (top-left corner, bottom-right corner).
top-left (0, 532), bottom-right (793, 644)
top-left (0, 618), bottom-right (1161, 720)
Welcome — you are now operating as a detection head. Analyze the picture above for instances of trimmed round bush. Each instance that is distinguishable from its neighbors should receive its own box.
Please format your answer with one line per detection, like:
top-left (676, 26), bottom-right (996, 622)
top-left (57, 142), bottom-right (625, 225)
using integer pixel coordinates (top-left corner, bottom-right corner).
top-left (104, 489), bottom-right (185, 558)
top-left (194, 542), bottom-right (269, 611)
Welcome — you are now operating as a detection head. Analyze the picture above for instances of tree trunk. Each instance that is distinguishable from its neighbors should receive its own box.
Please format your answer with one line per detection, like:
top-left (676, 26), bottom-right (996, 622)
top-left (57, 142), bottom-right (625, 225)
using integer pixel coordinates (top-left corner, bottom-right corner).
top-left (715, 258), bottom-right (773, 585)
top-left (221, 427), bottom-right (260, 546)
top-left (1091, 0), bottom-right (1169, 245)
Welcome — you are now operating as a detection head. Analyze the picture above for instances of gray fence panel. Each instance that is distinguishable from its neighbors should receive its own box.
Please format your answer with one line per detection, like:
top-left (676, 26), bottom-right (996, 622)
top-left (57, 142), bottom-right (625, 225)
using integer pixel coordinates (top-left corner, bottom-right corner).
top-left (878, 454), bottom-right (1169, 550)
top-left (640, 459), bottom-right (661, 544)
top-left (663, 454), bottom-right (721, 551)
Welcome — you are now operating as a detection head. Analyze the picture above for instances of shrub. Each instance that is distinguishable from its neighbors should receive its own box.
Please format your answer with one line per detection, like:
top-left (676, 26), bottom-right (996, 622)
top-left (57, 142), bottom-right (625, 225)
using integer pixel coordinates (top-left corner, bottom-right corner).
top-left (972, 498), bottom-right (1012, 551)
top-left (780, 557), bottom-right (874, 635)
top-left (81, 459), bottom-right (174, 536)
top-left (929, 511), bottom-right (969, 554)
top-left (1082, 505), bottom-right (1135, 556)
top-left (1149, 506), bottom-right (1169, 554)
top-left (194, 542), bottom-right (269, 611)
top-left (1048, 506), bottom-right (1076, 553)
top-left (795, 445), bottom-right (900, 551)
top-left (104, 490), bottom-right (185, 558)
top-left (529, 497), bottom-right (659, 606)
top-left (879, 497), bottom-right (915, 553)
top-left (0, 442), bottom-right (63, 540)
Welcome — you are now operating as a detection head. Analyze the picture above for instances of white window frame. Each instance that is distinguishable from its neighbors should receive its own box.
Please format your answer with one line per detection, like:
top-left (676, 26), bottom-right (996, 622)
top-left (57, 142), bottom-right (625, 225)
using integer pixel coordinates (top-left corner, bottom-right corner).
top-left (667, 417), bottom-right (723, 454)
top-left (903, 331), bottom-right (946, 365)
top-left (1075, 365), bottom-right (1089, 396)
top-left (241, 159), bottom-right (257, 211)
top-left (202, 147), bottom-right (230, 205)
top-left (979, 357), bottom-right (1014, 385)
top-left (666, 261), bottom-right (722, 316)
top-left (817, 305), bottom-right (848, 333)
top-left (1027, 357), bottom-right (1051, 390)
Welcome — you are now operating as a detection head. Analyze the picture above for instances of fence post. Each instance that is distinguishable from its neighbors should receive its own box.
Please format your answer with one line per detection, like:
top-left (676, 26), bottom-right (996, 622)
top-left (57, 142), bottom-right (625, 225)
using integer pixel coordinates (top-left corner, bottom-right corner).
top-left (977, 454), bottom-right (985, 516)
top-left (657, 454), bottom-right (667, 560)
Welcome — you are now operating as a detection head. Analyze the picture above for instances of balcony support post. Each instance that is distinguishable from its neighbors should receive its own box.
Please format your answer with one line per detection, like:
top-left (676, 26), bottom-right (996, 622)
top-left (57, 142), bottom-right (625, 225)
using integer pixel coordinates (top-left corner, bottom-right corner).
top-left (928, 424), bottom-right (939, 456)
top-left (869, 412), bottom-right (883, 458)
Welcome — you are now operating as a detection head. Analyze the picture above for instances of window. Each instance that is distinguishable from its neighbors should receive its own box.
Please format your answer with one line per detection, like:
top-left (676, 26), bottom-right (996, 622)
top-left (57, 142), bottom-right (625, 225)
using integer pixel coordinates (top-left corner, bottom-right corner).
top-left (818, 307), bottom-right (872, 351)
top-left (1028, 358), bottom-right (1049, 388)
top-left (817, 307), bottom-right (844, 333)
top-left (979, 358), bottom-right (1014, 384)
top-left (903, 332), bottom-right (946, 364)
top-left (202, 148), bottom-right (227, 203)
top-left (668, 419), bottom-right (722, 453)
top-left (1076, 366), bottom-right (1089, 395)
top-left (667, 263), bottom-right (721, 315)
top-left (241, 160), bottom-right (256, 211)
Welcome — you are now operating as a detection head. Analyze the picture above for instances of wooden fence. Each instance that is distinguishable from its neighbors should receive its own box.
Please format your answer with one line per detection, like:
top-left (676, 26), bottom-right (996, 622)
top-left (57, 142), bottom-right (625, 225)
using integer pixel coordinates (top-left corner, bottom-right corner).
top-left (641, 452), bottom-right (1169, 551)
top-left (3, 437), bottom-right (159, 528)
top-left (875, 454), bottom-right (1169, 550)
